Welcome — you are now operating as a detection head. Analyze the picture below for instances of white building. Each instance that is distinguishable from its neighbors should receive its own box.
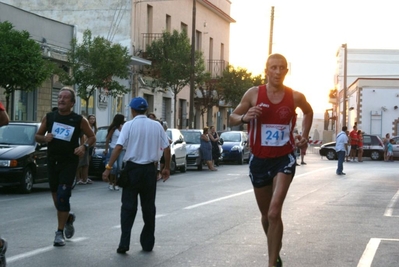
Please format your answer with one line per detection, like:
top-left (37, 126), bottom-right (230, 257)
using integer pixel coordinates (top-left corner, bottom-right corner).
top-left (333, 48), bottom-right (399, 137)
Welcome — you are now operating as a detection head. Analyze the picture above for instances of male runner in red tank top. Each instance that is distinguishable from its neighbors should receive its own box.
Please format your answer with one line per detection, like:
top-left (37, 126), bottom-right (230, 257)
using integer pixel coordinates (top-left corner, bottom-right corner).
top-left (229, 54), bottom-right (313, 267)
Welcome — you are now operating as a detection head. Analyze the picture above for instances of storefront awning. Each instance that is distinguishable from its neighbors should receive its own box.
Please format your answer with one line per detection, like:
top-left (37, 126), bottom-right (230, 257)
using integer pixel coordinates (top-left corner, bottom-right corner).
top-left (131, 56), bottom-right (151, 66)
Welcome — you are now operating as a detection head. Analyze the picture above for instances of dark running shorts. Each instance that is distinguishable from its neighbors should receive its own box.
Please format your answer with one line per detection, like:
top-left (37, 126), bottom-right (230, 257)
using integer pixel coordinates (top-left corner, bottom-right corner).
top-left (249, 152), bottom-right (297, 188)
top-left (48, 158), bottom-right (79, 192)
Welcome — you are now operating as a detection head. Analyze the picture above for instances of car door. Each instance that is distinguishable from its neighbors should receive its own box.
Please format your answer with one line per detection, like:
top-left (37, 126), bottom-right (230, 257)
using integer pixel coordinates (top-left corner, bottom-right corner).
top-left (171, 130), bottom-right (185, 165)
top-left (393, 137), bottom-right (399, 157)
top-left (241, 132), bottom-right (250, 159)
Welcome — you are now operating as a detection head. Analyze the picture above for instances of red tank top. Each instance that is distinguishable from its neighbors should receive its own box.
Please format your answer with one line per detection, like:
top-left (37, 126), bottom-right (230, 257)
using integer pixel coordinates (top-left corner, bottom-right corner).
top-left (248, 85), bottom-right (297, 158)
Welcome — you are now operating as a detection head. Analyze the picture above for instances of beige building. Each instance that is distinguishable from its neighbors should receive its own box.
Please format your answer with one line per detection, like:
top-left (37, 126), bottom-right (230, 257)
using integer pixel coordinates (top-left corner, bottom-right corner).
top-left (133, 0), bottom-right (235, 130)
top-left (3, 0), bottom-right (235, 129)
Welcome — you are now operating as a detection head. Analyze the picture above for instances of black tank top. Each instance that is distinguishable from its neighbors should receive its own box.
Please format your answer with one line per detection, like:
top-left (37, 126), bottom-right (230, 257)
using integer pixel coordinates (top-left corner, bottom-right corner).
top-left (46, 110), bottom-right (82, 160)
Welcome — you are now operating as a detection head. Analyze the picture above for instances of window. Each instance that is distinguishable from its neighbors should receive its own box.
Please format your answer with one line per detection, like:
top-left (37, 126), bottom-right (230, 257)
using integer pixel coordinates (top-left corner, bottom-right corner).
top-left (181, 22), bottom-right (188, 33)
top-left (195, 30), bottom-right (202, 51)
top-left (166, 15), bottom-right (171, 32)
top-left (147, 5), bottom-right (153, 33)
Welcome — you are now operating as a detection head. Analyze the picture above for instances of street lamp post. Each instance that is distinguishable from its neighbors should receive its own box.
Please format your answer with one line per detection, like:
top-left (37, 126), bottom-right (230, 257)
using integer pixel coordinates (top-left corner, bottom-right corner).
top-left (189, 0), bottom-right (196, 129)
top-left (342, 43), bottom-right (347, 127)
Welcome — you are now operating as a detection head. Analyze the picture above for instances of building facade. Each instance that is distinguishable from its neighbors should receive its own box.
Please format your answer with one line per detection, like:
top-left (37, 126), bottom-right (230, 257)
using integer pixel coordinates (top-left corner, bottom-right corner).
top-left (0, 2), bottom-right (75, 122)
top-left (3, 0), bottom-right (235, 129)
top-left (333, 48), bottom-right (399, 136)
top-left (133, 0), bottom-right (235, 130)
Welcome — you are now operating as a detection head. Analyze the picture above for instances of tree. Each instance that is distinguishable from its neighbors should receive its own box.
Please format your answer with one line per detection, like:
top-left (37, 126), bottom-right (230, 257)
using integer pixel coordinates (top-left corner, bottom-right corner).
top-left (0, 21), bottom-right (54, 112)
top-left (63, 30), bottom-right (131, 115)
top-left (217, 66), bottom-right (263, 108)
top-left (145, 30), bottom-right (206, 125)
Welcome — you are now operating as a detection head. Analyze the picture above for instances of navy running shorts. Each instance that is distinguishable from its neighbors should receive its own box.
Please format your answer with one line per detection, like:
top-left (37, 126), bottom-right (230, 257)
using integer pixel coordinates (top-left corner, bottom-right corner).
top-left (249, 152), bottom-right (296, 188)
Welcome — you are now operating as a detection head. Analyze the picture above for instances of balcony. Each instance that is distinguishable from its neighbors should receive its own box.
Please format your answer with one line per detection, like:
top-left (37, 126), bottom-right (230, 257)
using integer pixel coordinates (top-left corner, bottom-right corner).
top-left (207, 60), bottom-right (228, 78)
top-left (142, 33), bottom-right (163, 52)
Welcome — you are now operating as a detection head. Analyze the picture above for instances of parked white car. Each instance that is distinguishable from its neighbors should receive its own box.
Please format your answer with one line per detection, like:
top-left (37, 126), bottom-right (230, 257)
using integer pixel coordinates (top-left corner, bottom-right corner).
top-left (166, 128), bottom-right (187, 173)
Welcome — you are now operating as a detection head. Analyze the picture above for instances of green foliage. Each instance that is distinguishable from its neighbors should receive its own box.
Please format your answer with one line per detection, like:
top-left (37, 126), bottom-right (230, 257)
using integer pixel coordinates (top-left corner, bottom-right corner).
top-left (217, 65), bottom-right (264, 107)
top-left (63, 30), bottom-right (131, 113)
top-left (145, 30), bottom-right (207, 124)
top-left (145, 30), bottom-right (206, 94)
top-left (0, 21), bottom-right (54, 111)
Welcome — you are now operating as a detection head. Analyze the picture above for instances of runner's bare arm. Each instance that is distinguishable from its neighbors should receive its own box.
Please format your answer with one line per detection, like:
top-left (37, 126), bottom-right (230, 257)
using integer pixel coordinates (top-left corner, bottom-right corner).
top-left (229, 86), bottom-right (261, 126)
top-left (294, 91), bottom-right (313, 147)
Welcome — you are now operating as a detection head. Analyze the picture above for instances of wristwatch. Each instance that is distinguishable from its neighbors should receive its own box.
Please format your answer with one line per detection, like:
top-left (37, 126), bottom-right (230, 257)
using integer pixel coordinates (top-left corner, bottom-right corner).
top-left (83, 144), bottom-right (89, 150)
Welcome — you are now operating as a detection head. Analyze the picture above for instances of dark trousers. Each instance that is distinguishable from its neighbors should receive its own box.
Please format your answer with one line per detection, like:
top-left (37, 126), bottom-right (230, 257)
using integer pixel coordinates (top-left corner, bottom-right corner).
top-left (119, 162), bottom-right (157, 251)
top-left (336, 150), bottom-right (345, 174)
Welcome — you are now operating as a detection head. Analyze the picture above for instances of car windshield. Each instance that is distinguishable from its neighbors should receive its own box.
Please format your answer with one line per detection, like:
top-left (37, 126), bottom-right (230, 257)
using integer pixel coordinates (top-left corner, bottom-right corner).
top-left (181, 131), bottom-right (201, 144)
top-left (220, 132), bottom-right (241, 142)
top-left (96, 128), bottom-right (108, 143)
top-left (0, 124), bottom-right (36, 145)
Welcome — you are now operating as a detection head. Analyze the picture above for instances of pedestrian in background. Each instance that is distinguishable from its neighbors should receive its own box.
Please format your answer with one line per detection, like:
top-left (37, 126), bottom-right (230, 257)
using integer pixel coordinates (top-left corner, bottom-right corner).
top-left (229, 53), bottom-right (313, 267)
top-left (104, 114), bottom-right (125, 190)
top-left (383, 133), bottom-right (391, 161)
top-left (102, 97), bottom-right (171, 254)
top-left (76, 131), bottom-right (92, 185)
top-left (0, 100), bottom-right (9, 267)
top-left (357, 130), bottom-right (363, 162)
top-left (200, 126), bottom-right (217, 171)
top-left (35, 87), bottom-right (96, 247)
top-left (349, 124), bottom-right (358, 162)
top-left (336, 126), bottom-right (349, 175)
top-left (209, 125), bottom-right (221, 167)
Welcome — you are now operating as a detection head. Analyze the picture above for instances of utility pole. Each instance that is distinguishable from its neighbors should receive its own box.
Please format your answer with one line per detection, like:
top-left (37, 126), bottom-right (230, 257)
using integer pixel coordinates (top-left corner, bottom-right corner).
top-left (268, 6), bottom-right (274, 55)
top-left (342, 43), bottom-right (347, 127)
top-left (189, 0), bottom-right (196, 129)
top-left (265, 6), bottom-right (274, 82)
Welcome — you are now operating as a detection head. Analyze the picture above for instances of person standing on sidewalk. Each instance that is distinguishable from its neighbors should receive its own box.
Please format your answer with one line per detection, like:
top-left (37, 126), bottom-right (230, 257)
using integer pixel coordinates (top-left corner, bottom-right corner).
top-left (229, 53), bottom-right (313, 267)
top-left (0, 100), bottom-right (9, 266)
top-left (349, 125), bottom-right (358, 161)
top-left (335, 126), bottom-right (349, 175)
top-left (102, 97), bottom-right (171, 254)
top-left (35, 87), bottom-right (96, 247)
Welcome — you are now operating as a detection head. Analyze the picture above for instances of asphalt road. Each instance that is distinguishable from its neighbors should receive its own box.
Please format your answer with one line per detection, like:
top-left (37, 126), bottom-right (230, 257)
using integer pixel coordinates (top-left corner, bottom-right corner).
top-left (1, 153), bottom-right (399, 267)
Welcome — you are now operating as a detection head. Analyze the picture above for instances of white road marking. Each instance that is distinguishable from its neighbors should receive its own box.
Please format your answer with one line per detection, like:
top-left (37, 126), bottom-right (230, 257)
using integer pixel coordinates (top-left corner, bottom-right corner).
top-left (294, 167), bottom-right (335, 178)
top-left (384, 189), bottom-right (399, 217)
top-left (357, 238), bottom-right (399, 267)
top-left (183, 190), bottom-right (253, 209)
top-left (7, 237), bottom-right (88, 264)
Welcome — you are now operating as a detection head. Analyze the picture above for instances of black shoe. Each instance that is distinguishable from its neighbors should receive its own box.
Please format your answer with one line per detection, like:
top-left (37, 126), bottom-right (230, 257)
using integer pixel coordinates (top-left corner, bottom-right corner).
top-left (337, 172), bottom-right (346, 175)
top-left (64, 212), bottom-right (76, 239)
top-left (276, 255), bottom-right (283, 267)
top-left (296, 163), bottom-right (300, 166)
top-left (117, 246), bottom-right (129, 254)
top-left (301, 162), bottom-right (306, 165)
top-left (0, 238), bottom-right (7, 267)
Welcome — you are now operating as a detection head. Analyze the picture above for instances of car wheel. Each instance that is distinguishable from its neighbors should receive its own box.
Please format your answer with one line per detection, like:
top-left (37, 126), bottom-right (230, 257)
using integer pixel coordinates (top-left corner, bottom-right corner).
top-left (170, 157), bottom-right (176, 174)
top-left (19, 167), bottom-right (33, 194)
top-left (180, 160), bottom-right (187, 173)
top-left (237, 152), bottom-right (244, 165)
top-left (370, 150), bottom-right (381, 160)
top-left (326, 150), bottom-right (337, 160)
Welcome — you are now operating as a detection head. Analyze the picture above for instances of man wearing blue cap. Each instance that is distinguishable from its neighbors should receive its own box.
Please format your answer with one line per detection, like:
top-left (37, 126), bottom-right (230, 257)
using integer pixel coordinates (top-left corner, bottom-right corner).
top-left (103, 96), bottom-right (171, 254)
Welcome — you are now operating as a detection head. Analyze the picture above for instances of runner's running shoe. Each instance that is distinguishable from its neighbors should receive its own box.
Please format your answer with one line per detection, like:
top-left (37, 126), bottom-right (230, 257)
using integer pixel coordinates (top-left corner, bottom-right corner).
top-left (64, 212), bottom-right (76, 239)
top-left (53, 231), bottom-right (65, 247)
top-left (276, 255), bottom-right (283, 267)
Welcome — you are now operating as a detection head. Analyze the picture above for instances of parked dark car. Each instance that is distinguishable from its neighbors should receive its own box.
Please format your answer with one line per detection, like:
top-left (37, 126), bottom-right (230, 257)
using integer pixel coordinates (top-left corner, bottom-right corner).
top-left (319, 134), bottom-right (384, 160)
top-left (0, 122), bottom-right (48, 193)
top-left (219, 131), bottom-right (251, 164)
top-left (89, 126), bottom-right (108, 177)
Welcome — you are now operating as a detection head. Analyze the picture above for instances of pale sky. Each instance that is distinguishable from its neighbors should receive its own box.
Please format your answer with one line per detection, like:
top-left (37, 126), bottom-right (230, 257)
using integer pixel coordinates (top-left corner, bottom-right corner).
top-left (229, 0), bottom-right (399, 118)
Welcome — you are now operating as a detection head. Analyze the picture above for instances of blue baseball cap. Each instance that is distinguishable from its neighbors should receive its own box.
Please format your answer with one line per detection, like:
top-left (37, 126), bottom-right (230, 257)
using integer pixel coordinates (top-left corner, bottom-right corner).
top-left (129, 97), bottom-right (148, 111)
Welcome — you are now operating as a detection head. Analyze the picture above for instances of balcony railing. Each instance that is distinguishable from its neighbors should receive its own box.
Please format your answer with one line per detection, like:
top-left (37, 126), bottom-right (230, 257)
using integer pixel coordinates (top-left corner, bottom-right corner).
top-left (142, 33), bottom-right (163, 52)
top-left (207, 60), bottom-right (228, 78)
